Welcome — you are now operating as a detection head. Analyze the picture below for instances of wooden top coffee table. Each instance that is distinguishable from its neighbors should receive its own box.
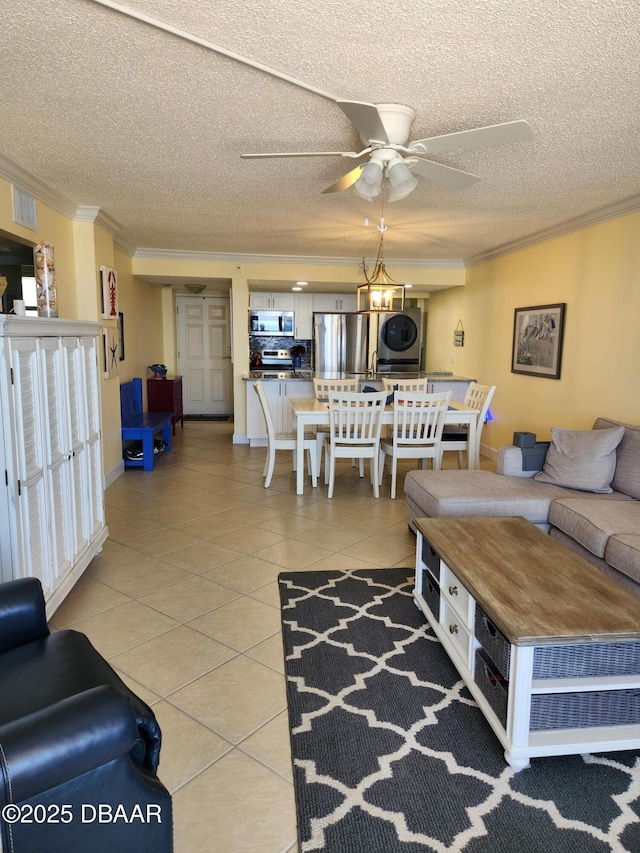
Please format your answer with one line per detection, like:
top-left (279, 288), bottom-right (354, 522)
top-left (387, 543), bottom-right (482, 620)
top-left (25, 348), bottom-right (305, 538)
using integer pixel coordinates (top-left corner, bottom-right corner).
top-left (414, 516), bottom-right (640, 770)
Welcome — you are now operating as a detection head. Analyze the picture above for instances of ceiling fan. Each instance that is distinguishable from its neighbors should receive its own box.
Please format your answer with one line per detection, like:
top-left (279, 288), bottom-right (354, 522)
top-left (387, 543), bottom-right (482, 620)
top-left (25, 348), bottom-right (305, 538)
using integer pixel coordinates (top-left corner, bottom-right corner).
top-left (241, 100), bottom-right (533, 202)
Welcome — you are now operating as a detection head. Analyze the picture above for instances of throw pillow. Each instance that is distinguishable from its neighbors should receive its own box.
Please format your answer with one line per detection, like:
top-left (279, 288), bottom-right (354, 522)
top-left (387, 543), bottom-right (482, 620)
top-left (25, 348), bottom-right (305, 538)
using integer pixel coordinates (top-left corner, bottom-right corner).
top-left (593, 418), bottom-right (640, 499)
top-left (533, 426), bottom-right (625, 494)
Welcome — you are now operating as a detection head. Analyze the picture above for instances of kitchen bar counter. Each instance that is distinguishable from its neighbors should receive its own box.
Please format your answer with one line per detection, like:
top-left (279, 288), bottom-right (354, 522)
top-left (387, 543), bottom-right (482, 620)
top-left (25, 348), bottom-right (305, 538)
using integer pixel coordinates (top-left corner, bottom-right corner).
top-left (245, 370), bottom-right (313, 380)
top-left (243, 371), bottom-right (475, 382)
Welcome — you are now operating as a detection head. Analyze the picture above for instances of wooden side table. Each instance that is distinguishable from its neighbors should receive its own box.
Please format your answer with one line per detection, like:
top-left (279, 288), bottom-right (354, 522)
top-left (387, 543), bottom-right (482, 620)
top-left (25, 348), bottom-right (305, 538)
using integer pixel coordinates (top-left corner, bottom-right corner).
top-left (147, 376), bottom-right (183, 434)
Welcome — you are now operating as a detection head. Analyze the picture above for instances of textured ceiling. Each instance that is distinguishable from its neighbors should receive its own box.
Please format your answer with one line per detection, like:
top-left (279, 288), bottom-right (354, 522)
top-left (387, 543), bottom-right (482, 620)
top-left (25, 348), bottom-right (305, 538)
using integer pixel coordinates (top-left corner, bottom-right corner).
top-left (1, 0), bottom-right (640, 266)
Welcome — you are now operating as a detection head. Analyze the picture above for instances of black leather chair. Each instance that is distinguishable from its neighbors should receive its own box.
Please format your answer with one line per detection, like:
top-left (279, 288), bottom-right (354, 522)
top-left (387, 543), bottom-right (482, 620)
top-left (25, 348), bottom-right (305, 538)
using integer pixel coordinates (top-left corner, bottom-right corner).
top-left (0, 578), bottom-right (173, 852)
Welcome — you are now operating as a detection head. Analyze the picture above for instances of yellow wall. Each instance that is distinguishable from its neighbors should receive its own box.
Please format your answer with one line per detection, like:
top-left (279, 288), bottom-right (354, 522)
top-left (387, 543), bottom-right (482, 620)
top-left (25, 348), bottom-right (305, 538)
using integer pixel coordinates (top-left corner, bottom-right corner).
top-left (0, 176), bottom-right (167, 483)
top-left (0, 189), bottom-right (78, 319)
top-left (4, 169), bottom-right (639, 466)
top-left (132, 256), bottom-right (464, 440)
top-left (100, 252), bottom-right (166, 478)
top-left (115, 264), bottom-right (167, 388)
top-left (426, 212), bottom-right (640, 450)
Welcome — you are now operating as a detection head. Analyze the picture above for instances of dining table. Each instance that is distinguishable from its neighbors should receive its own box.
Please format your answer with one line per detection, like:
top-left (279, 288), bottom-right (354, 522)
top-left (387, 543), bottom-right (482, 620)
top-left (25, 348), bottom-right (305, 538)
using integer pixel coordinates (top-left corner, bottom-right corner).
top-left (290, 397), bottom-right (482, 495)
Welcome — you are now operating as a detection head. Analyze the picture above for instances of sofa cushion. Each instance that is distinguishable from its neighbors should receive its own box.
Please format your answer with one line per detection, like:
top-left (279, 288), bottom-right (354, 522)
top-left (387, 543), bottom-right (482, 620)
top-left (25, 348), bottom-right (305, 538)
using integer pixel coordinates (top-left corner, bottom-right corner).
top-left (403, 469), bottom-right (623, 526)
top-left (605, 535), bottom-right (640, 584)
top-left (549, 528), bottom-right (640, 594)
top-left (549, 499), bottom-right (640, 558)
top-left (534, 426), bottom-right (624, 493)
top-left (593, 417), bottom-right (640, 500)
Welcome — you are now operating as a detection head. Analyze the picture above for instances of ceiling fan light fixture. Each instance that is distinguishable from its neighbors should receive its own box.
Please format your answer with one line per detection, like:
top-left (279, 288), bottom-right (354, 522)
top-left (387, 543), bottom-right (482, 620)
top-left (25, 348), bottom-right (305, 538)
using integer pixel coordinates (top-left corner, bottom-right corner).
top-left (386, 157), bottom-right (418, 202)
top-left (353, 161), bottom-right (383, 201)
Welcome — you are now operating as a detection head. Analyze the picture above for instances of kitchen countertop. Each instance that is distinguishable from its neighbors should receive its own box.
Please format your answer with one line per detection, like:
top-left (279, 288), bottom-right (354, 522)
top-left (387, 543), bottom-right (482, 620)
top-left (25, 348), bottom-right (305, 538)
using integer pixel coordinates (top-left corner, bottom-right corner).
top-left (243, 371), bottom-right (475, 382)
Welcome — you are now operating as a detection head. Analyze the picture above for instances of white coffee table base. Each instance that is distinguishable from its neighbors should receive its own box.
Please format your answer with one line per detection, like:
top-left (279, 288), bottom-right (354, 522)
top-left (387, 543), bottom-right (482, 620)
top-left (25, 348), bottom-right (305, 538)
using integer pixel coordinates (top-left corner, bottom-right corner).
top-left (414, 519), bottom-right (640, 771)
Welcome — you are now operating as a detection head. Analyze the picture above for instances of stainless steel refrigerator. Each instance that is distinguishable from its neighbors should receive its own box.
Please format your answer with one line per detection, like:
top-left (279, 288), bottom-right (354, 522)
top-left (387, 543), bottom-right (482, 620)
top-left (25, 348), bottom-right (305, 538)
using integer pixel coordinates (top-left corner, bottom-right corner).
top-left (313, 312), bottom-right (369, 375)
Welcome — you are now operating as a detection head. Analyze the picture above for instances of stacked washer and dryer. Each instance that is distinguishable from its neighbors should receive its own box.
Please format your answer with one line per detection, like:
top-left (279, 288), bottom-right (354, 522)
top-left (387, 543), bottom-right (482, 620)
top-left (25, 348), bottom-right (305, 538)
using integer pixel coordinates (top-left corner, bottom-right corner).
top-left (369, 307), bottom-right (422, 373)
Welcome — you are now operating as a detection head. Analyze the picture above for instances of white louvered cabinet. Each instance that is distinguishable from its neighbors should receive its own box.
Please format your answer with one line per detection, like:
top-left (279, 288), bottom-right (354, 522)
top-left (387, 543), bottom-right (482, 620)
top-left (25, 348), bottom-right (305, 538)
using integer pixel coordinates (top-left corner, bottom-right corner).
top-left (0, 317), bottom-right (108, 615)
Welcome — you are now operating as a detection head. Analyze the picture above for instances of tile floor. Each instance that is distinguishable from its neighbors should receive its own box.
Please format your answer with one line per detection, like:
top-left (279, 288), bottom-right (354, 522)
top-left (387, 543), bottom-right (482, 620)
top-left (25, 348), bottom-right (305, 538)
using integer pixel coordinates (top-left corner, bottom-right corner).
top-left (50, 420), bottom-right (496, 853)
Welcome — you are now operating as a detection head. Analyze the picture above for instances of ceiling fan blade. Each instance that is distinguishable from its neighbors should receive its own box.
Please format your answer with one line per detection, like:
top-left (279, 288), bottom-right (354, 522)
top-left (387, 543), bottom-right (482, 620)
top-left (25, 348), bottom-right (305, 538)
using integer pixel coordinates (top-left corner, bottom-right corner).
top-left (410, 120), bottom-right (534, 155)
top-left (336, 100), bottom-right (389, 144)
top-left (321, 165), bottom-right (364, 194)
top-left (407, 157), bottom-right (482, 190)
top-left (241, 151), bottom-right (358, 159)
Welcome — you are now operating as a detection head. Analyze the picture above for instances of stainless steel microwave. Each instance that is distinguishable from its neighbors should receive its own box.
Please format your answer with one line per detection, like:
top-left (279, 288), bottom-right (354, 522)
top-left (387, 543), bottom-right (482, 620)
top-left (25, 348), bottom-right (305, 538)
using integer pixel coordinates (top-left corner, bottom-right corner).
top-left (249, 310), bottom-right (294, 336)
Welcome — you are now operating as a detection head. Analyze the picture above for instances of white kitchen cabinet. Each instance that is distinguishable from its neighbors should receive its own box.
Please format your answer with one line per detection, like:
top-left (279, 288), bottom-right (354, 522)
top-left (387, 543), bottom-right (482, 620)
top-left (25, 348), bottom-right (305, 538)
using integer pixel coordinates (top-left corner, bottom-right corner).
top-left (0, 316), bottom-right (107, 615)
top-left (245, 379), bottom-right (314, 444)
top-left (312, 293), bottom-right (356, 312)
top-left (339, 294), bottom-right (357, 312)
top-left (293, 293), bottom-right (313, 339)
top-left (249, 292), bottom-right (295, 310)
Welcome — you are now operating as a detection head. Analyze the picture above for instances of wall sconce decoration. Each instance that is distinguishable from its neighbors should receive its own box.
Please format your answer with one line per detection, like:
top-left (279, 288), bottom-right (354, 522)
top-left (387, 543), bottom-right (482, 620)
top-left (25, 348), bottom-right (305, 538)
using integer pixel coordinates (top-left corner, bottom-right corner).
top-left (453, 320), bottom-right (465, 347)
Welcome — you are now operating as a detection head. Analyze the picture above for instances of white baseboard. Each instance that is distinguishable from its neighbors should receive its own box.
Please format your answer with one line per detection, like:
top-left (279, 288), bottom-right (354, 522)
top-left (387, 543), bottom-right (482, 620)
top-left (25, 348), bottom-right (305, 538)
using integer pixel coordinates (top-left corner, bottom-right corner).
top-left (480, 442), bottom-right (498, 461)
top-left (233, 432), bottom-right (249, 444)
top-left (104, 460), bottom-right (125, 488)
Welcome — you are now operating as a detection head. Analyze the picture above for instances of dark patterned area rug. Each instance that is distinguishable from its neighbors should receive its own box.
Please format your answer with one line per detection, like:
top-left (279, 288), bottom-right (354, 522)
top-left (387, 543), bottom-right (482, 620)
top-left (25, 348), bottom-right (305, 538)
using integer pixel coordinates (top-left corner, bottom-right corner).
top-left (279, 568), bottom-right (640, 853)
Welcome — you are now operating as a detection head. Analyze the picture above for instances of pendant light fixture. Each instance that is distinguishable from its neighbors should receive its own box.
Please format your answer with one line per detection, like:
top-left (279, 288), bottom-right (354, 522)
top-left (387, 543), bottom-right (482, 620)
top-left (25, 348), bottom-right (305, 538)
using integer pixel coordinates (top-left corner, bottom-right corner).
top-left (356, 215), bottom-right (406, 313)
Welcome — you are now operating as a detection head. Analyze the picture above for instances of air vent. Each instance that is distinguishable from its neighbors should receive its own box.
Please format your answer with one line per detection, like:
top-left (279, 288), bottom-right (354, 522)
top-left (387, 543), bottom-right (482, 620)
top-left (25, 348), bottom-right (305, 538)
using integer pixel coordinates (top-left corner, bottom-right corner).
top-left (12, 186), bottom-right (38, 230)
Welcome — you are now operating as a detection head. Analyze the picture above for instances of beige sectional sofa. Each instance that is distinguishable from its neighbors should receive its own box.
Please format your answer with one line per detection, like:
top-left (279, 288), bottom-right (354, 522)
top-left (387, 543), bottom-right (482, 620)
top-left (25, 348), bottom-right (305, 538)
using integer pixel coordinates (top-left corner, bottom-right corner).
top-left (405, 417), bottom-right (640, 595)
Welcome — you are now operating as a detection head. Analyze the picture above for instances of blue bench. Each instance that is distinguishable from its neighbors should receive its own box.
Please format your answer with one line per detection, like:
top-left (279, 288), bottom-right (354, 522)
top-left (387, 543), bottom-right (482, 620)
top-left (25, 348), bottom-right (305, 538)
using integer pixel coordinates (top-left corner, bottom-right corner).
top-left (120, 378), bottom-right (173, 471)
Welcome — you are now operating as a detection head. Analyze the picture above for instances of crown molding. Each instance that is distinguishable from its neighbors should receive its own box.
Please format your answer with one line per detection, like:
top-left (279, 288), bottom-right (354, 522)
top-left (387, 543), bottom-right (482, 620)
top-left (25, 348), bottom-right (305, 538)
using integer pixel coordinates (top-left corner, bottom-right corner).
top-left (112, 234), bottom-right (137, 256)
top-left (465, 192), bottom-right (640, 267)
top-left (0, 151), bottom-right (78, 219)
top-left (132, 247), bottom-right (464, 269)
top-left (3, 148), bottom-right (638, 270)
top-left (74, 205), bottom-right (136, 254)
top-left (75, 204), bottom-right (124, 236)
top-left (0, 152), bottom-right (133, 246)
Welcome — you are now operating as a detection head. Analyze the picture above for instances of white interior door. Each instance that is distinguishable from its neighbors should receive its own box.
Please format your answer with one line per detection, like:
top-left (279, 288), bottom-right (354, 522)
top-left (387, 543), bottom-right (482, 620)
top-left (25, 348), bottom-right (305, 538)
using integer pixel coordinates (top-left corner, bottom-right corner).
top-left (177, 295), bottom-right (233, 416)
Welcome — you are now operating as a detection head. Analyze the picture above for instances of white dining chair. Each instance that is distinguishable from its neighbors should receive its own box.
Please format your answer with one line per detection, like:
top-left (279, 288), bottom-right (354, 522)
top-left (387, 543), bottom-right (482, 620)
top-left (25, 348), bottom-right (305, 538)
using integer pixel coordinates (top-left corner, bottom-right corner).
top-left (441, 382), bottom-right (496, 468)
top-left (325, 390), bottom-right (386, 499)
top-left (313, 378), bottom-right (360, 478)
top-left (254, 381), bottom-right (319, 488)
top-left (382, 377), bottom-right (430, 396)
top-left (379, 390), bottom-right (452, 499)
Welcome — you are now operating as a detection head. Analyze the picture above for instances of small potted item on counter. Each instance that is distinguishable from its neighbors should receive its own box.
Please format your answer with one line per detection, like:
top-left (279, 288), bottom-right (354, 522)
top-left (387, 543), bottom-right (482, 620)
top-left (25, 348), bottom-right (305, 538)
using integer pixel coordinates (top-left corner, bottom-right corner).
top-left (290, 345), bottom-right (305, 370)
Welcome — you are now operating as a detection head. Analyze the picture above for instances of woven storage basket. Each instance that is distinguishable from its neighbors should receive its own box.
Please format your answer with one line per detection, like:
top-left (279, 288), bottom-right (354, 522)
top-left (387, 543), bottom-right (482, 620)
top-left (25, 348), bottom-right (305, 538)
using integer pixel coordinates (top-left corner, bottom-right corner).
top-left (533, 641), bottom-right (640, 679)
top-left (475, 607), bottom-right (511, 679)
top-left (474, 648), bottom-right (508, 728)
top-left (422, 573), bottom-right (440, 619)
top-left (530, 688), bottom-right (640, 731)
top-left (421, 538), bottom-right (441, 582)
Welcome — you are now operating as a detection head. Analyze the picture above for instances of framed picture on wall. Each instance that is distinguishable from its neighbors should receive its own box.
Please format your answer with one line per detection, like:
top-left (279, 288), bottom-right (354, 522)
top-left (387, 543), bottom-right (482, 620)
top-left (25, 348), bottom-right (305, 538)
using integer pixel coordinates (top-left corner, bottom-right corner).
top-left (102, 327), bottom-right (119, 379)
top-left (117, 311), bottom-right (125, 361)
top-left (511, 303), bottom-right (566, 379)
top-left (100, 265), bottom-right (118, 319)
